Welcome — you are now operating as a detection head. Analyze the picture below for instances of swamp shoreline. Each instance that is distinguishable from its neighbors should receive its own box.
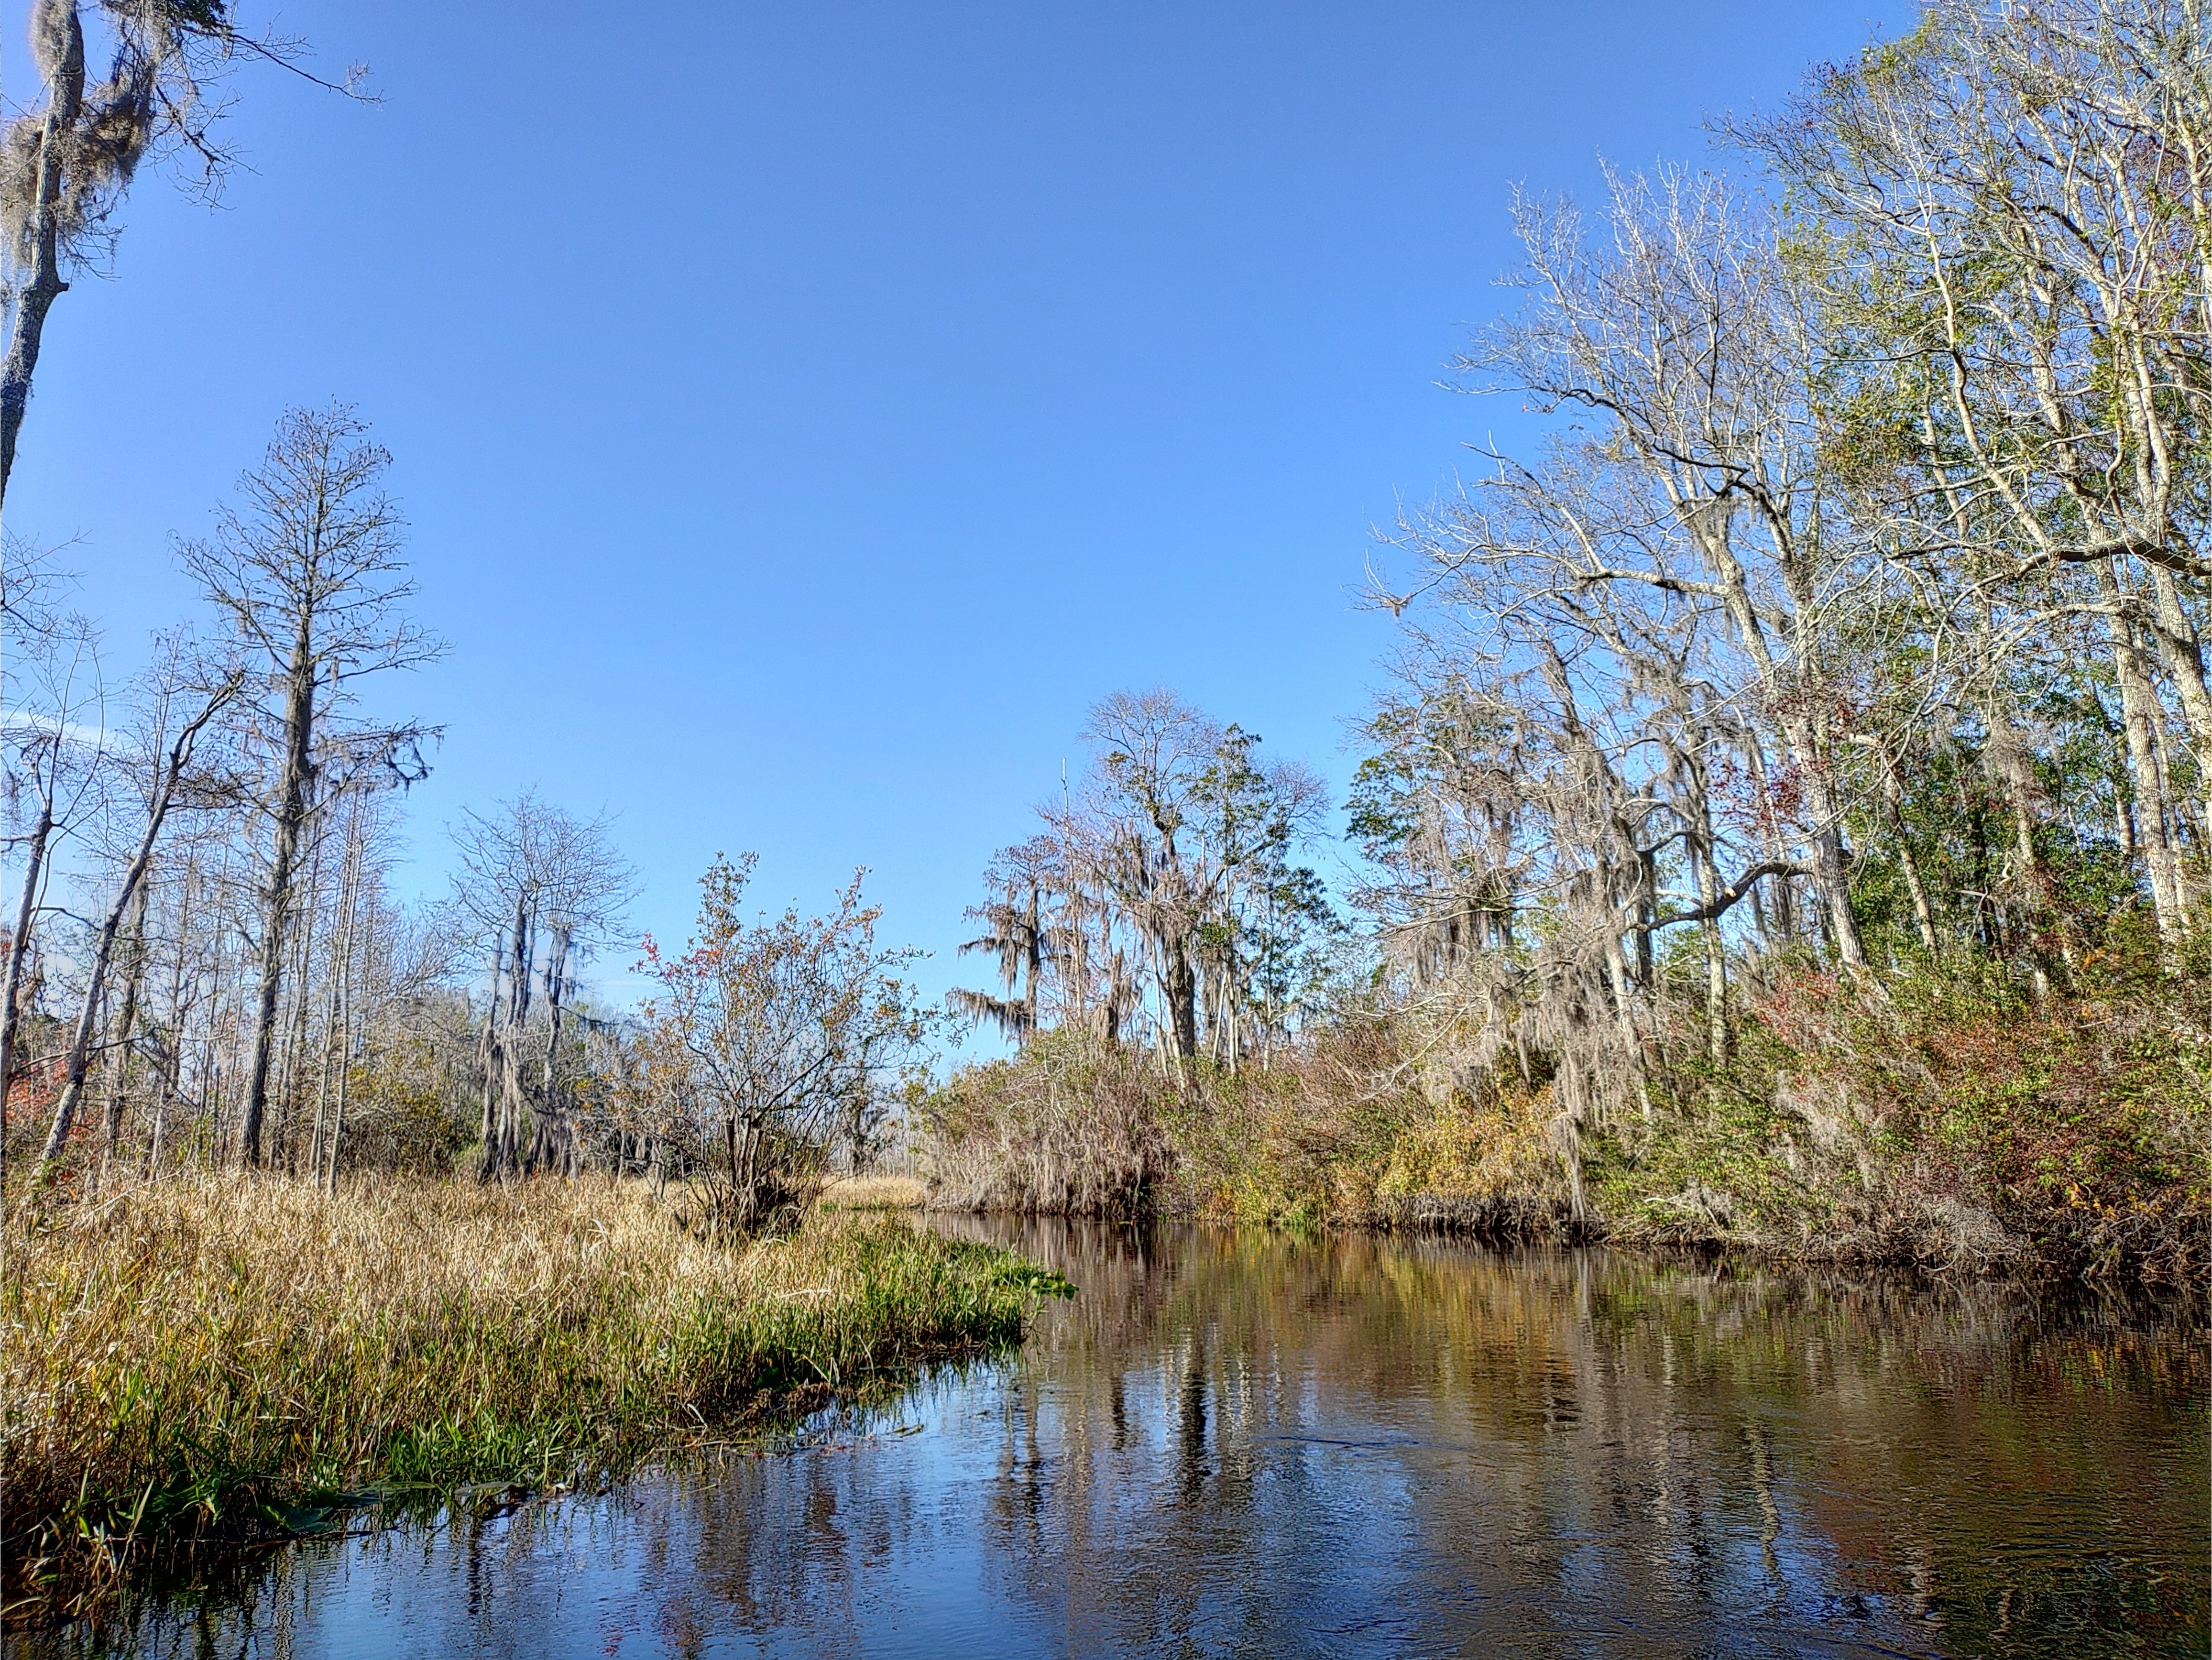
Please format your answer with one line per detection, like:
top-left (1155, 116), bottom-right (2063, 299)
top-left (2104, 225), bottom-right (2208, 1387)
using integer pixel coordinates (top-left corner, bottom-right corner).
top-left (4, 1163), bottom-right (2200, 1632)
top-left (15, 1214), bottom-right (2209, 1659)
top-left (0, 1176), bottom-right (1068, 1625)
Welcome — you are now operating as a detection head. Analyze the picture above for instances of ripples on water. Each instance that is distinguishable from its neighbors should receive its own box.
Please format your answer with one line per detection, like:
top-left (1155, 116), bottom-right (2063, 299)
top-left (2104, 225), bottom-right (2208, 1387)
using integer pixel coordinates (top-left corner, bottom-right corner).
top-left (27, 1221), bottom-right (2209, 1659)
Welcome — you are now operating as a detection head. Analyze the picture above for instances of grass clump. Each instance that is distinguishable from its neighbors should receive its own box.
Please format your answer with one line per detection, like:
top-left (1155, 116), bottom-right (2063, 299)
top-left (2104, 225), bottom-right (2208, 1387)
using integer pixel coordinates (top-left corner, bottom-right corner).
top-left (817, 1174), bottom-right (928, 1211)
top-left (0, 1174), bottom-right (1059, 1617)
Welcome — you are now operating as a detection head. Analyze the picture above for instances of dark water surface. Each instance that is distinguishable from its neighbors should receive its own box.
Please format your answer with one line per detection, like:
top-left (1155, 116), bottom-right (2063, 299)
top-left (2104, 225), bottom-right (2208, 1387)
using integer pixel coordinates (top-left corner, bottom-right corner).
top-left (28, 1221), bottom-right (2210, 1659)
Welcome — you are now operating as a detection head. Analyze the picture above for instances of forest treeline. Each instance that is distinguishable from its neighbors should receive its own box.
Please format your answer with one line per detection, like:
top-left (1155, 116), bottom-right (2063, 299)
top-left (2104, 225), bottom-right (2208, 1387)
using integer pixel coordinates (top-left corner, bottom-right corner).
top-left (0, 405), bottom-right (933, 1227)
top-left (2, 0), bottom-right (2206, 1280)
top-left (925, 0), bottom-right (2211, 1278)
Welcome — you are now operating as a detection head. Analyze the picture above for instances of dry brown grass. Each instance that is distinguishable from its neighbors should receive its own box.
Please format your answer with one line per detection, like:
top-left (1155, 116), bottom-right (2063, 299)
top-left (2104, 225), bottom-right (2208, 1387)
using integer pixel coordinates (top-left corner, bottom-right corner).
top-left (818, 1174), bottom-right (928, 1210)
top-left (0, 1173), bottom-right (1046, 1617)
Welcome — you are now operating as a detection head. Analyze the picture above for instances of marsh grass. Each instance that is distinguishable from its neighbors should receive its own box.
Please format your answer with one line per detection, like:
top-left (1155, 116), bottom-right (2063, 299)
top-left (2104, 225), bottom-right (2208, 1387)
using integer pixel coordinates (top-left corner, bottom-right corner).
top-left (817, 1175), bottom-right (927, 1211)
top-left (0, 1174), bottom-right (1051, 1618)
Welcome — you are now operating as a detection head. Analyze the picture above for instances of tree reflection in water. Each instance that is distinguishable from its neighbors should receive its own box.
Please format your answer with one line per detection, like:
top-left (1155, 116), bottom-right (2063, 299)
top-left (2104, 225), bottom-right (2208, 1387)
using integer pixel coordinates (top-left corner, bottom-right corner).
top-left (35, 1222), bottom-right (2207, 1659)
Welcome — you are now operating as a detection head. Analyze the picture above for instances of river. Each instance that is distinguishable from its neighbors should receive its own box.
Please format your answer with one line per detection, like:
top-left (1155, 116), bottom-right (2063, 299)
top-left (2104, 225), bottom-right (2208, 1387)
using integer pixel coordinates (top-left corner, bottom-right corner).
top-left (29, 1220), bottom-right (2208, 1658)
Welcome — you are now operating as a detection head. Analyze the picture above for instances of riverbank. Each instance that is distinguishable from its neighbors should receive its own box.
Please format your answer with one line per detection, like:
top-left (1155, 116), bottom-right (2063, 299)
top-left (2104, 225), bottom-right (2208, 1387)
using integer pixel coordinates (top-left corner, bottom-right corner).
top-left (0, 1175), bottom-right (1062, 1621)
top-left (920, 961), bottom-right (2211, 1286)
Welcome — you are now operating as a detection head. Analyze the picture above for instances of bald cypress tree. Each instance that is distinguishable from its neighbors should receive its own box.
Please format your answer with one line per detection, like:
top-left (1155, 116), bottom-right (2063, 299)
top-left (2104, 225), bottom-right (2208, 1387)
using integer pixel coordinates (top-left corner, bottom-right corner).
top-left (183, 406), bottom-right (439, 1167)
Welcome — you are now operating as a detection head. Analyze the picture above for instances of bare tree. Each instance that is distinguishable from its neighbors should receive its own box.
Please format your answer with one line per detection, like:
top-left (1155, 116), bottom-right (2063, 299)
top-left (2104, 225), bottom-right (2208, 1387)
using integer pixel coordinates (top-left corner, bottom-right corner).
top-left (181, 405), bottom-right (439, 1167)
top-left (1736, 0), bottom-right (2212, 940)
top-left (35, 638), bottom-right (239, 1171)
top-left (1410, 166), bottom-right (1877, 968)
top-left (1331, 0), bottom-right (2210, 1189)
top-left (448, 790), bottom-right (634, 1181)
top-left (0, 606), bottom-right (108, 1161)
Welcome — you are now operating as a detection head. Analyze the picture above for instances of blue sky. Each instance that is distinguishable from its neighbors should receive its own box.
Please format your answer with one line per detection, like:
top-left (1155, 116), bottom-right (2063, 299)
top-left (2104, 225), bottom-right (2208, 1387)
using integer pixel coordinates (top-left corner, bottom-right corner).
top-left (5, 0), bottom-right (1896, 1015)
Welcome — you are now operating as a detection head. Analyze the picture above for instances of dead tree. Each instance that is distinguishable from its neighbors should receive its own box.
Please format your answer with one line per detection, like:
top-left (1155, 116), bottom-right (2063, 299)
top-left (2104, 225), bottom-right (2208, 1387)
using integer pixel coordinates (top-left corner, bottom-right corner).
top-left (182, 405), bottom-right (439, 1168)
top-left (449, 791), bottom-right (632, 1181)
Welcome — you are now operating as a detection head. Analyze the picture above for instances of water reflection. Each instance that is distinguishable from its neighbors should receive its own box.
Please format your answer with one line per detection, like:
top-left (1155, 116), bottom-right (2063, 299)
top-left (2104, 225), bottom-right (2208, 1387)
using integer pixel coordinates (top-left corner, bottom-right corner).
top-left (27, 1223), bottom-right (2208, 1659)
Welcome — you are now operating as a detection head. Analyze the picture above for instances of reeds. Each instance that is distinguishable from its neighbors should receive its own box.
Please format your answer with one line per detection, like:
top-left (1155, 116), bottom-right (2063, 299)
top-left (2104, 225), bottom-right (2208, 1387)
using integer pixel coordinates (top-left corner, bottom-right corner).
top-left (817, 1174), bottom-right (928, 1210)
top-left (0, 1174), bottom-right (1046, 1614)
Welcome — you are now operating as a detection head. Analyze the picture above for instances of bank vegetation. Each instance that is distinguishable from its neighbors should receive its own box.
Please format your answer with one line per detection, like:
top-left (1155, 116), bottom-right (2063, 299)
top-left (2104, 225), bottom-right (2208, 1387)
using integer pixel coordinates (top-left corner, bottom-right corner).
top-left (0, 1177), bottom-right (1058, 1618)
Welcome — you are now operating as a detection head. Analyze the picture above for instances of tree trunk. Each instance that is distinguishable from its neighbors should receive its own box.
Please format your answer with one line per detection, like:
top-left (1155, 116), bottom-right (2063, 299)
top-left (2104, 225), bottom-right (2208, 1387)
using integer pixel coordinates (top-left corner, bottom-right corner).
top-left (0, 7), bottom-right (84, 512)
top-left (241, 617), bottom-right (320, 1166)
top-left (1808, 819), bottom-right (1865, 970)
top-left (311, 813), bottom-right (362, 1185)
top-left (1878, 748), bottom-right (1941, 954)
top-left (2099, 569), bottom-right (2184, 939)
top-left (482, 889), bottom-right (533, 1180)
top-left (1687, 810), bottom-right (1728, 1066)
top-left (1984, 716), bottom-right (2055, 996)
top-left (502, 896), bottom-right (533, 1175)
top-left (1633, 844), bottom-right (1656, 989)
top-left (146, 1061), bottom-right (172, 1179)
top-left (0, 788), bottom-right (56, 1166)
top-left (1742, 737), bottom-right (1800, 946)
top-left (275, 812), bottom-right (330, 1173)
top-left (529, 927), bottom-right (574, 1176)
top-left (2146, 566), bottom-right (2212, 778)
top-left (41, 835), bottom-right (173, 1166)
top-left (1162, 942), bottom-right (1199, 1072)
top-left (326, 845), bottom-right (359, 1194)
top-left (93, 875), bottom-right (154, 1194)
top-left (476, 928), bottom-right (504, 1177)
top-left (326, 1027), bottom-right (350, 1192)
top-left (1598, 877), bottom-right (1649, 1124)
top-left (727, 1114), bottom-right (769, 1232)
top-left (145, 860), bottom-right (198, 1181)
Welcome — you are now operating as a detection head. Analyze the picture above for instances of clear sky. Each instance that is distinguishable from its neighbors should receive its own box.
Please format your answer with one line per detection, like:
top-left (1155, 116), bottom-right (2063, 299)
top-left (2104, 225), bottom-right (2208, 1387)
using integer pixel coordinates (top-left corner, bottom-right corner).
top-left (5, 0), bottom-right (1897, 1016)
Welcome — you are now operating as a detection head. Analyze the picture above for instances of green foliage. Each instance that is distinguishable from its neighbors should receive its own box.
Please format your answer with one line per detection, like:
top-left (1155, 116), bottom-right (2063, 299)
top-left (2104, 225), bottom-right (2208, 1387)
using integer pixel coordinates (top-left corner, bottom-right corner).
top-left (333, 1034), bottom-right (475, 1174)
top-left (1583, 950), bottom-right (2210, 1276)
top-left (988, 1259), bottom-right (1078, 1300)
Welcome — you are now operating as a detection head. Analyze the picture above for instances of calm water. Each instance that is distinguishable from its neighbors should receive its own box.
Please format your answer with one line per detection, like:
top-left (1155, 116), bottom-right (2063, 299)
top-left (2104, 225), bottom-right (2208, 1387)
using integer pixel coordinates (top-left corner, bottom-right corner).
top-left (25, 1221), bottom-right (2209, 1659)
